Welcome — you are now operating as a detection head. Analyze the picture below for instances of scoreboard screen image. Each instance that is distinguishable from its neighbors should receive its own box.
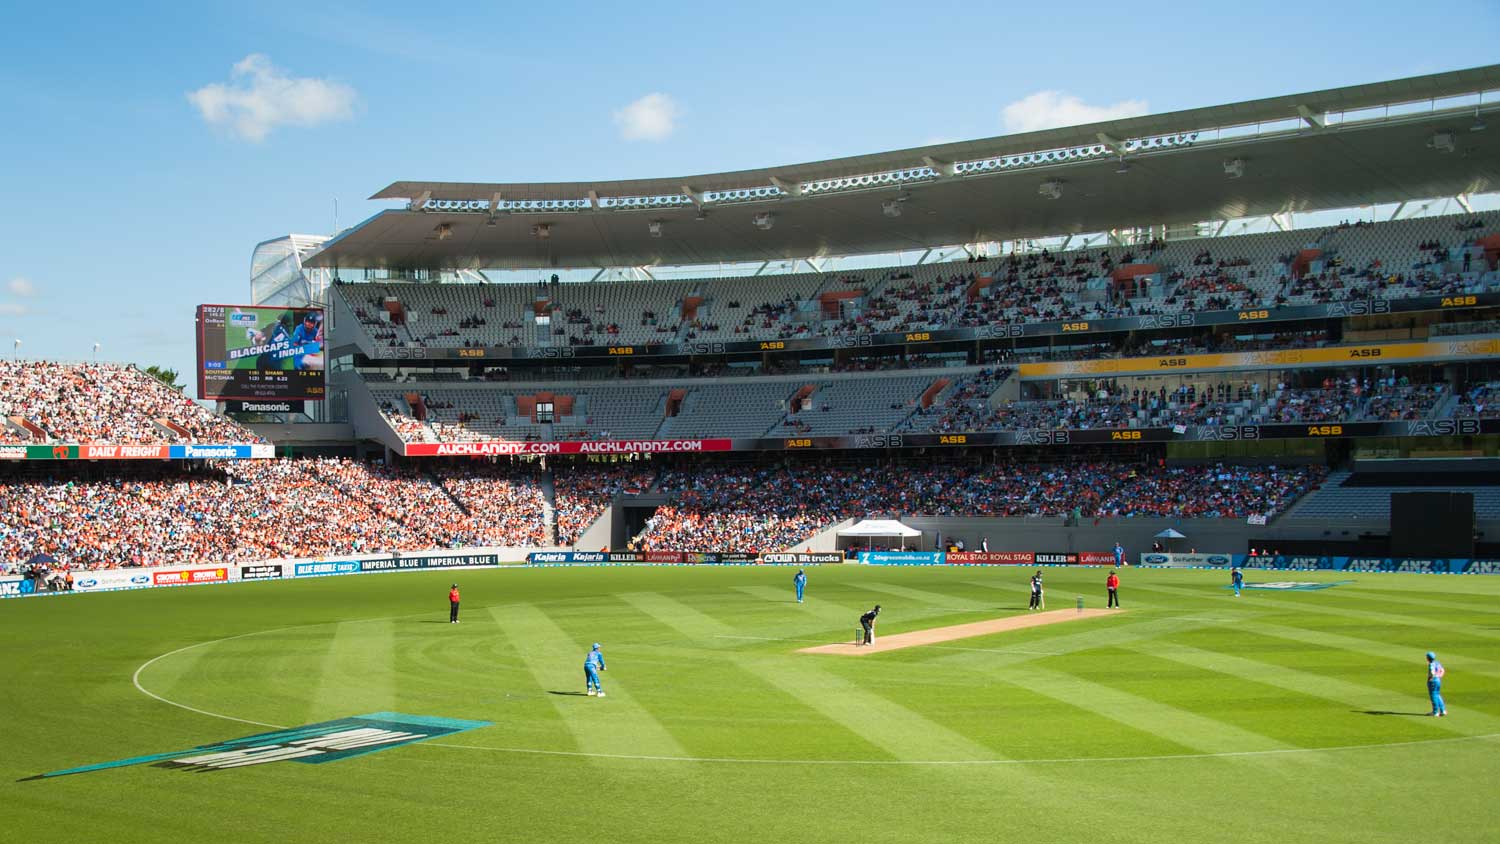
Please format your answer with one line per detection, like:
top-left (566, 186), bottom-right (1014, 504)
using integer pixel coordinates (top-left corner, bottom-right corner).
top-left (197, 304), bottom-right (326, 401)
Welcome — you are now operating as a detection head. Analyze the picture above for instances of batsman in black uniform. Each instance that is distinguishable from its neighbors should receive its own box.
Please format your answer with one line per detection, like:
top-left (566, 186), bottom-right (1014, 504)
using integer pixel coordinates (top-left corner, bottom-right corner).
top-left (859, 604), bottom-right (881, 645)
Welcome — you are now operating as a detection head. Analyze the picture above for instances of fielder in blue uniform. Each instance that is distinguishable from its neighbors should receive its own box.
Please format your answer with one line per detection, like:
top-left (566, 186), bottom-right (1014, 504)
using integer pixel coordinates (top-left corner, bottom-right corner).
top-left (1231, 566), bottom-right (1244, 597)
top-left (793, 569), bottom-right (807, 603)
top-left (1426, 652), bottom-right (1446, 716)
top-left (585, 643), bottom-right (607, 697)
top-left (1113, 542), bottom-right (1126, 567)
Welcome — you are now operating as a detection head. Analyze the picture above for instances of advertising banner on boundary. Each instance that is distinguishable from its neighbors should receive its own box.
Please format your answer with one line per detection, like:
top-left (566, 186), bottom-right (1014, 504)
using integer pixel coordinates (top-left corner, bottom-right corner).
top-left (1139, 553), bottom-right (1233, 568)
top-left (0, 577), bottom-right (32, 598)
top-left (294, 560), bottom-right (362, 578)
top-left (71, 569), bottom-right (158, 592)
top-left (359, 554), bottom-right (499, 573)
top-left (759, 552), bottom-right (844, 564)
top-left (946, 552), bottom-right (1035, 565)
top-left (152, 567), bottom-right (231, 587)
top-left (239, 564), bottom-right (284, 581)
top-left (858, 551), bottom-right (945, 565)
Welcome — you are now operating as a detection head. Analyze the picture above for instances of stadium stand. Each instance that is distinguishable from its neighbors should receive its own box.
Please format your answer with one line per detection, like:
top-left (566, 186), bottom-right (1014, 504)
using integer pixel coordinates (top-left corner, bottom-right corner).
top-left (334, 213), bottom-right (1498, 354)
top-left (0, 361), bottom-right (262, 444)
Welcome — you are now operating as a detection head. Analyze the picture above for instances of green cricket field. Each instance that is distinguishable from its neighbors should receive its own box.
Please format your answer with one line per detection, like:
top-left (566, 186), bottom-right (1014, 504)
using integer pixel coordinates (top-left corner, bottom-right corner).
top-left (2, 564), bottom-right (1496, 843)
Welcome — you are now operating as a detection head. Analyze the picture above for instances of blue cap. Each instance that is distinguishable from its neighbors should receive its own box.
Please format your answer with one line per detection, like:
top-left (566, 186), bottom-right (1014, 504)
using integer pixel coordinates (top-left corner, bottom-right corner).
top-left (1426, 651), bottom-right (1436, 660)
top-left (592, 643), bottom-right (601, 650)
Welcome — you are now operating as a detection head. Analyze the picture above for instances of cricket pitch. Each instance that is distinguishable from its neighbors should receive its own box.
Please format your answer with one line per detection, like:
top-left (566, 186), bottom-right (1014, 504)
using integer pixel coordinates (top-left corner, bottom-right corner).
top-left (797, 608), bottom-right (1123, 655)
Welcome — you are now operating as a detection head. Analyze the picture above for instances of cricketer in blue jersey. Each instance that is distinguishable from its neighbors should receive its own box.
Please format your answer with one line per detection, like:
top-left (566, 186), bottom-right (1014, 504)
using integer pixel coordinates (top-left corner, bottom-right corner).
top-left (1426, 652), bottom-right (1446, 716)
top-left (793, 569), bottom-right (807, 603)
top-left (1231, 566), bottom-right (1244, 597)
top-left (1113, 542), bottom-right (1126, 567)
top-left (585, 643), bottom-right (607, 697)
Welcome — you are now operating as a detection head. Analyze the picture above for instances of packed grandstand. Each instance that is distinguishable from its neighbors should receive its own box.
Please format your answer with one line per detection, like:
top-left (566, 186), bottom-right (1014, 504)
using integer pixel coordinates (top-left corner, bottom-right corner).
top-left (4, 66), bottom-right (1500, 581)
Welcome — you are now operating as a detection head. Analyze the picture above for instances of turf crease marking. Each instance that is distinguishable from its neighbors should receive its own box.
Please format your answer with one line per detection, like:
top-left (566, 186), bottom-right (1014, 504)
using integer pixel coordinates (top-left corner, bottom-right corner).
top-left (131, 620), bottom-right (1500, 767)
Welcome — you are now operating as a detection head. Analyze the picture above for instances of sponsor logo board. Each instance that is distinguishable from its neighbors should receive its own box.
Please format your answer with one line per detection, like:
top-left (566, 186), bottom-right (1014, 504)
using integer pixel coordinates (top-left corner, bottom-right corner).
top-left (152, 567), bottom-right (230, 586)
top-left (759, 552), bottom-right (843, 564)
top-left (239, 564), bottom-right (283, 581)
top-left (70, 569), bottom-right (156, 591)
top-left (945, 552), bottom-right (1035, 565)
top-left (0, 577), bottom-right (31, 598)
top-left (1234, 581), bottom-right (1350, 591)
top-left (857, 551), bottom-right (943, 565)
top-left (80, 445), bottom-right (170, 459)
top-left (293, 560), bottom-right (361, 578)
top-left (30, 713), bottom-right (490, 778)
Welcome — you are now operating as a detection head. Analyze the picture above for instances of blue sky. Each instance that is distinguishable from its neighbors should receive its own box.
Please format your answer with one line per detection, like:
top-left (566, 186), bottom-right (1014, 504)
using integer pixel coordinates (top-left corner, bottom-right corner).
top-left (0, 1), bottom-right (1495, 387)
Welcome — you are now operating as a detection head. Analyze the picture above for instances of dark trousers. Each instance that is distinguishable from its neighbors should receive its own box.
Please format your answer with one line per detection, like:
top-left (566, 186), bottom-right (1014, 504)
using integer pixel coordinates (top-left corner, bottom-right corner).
top-left (1029, 591), bottom-right (1041, 609)
top-left (861, 621), bottom-right (874, 644)
top-left (1107, 588), bottom-right (1119, 608)
top-left (450, 601), bottom-right (460, 622)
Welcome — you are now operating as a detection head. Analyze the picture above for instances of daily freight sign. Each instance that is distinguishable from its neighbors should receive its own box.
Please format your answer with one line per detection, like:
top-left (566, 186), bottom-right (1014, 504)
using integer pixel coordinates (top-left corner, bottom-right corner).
top-left (0, 443), bottom-right (273, 461)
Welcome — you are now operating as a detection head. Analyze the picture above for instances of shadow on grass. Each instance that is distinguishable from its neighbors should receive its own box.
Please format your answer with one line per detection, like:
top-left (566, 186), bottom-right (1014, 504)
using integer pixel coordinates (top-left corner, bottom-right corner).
top-left (548, 690), bottom-right (590, 697)
top-left (1355, 709), bottom-right (1433, 717)
top-left (417, 620), bottom-right (455, 624)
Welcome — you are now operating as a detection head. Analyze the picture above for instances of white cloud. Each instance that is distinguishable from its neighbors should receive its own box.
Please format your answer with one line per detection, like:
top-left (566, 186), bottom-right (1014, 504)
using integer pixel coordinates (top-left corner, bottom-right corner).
top-left (1000, 91), bottom-right (1149, 133)
top-left (613, 93), bottom-right (680, 141)
top-left (187, 54), bottom-right (358, 142)
top-left (7, 277), bottom-right (35, 297)
top-left (0, 303), bottom-right (27, 316)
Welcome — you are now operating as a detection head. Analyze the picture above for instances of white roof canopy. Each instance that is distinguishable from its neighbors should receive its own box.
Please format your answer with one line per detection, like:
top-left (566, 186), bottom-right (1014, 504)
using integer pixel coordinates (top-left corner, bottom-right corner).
top-left (838, 519), bottom-right (922, 538)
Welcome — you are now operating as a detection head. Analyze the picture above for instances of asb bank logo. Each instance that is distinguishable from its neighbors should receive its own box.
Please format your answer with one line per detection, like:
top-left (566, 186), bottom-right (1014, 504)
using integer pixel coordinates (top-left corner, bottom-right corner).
top-left (30, 713), bottom-right (489, 779)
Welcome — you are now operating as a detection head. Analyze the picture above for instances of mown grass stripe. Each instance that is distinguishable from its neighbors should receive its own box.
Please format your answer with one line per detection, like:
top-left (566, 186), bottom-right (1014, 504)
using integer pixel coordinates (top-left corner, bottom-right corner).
top-left (857, 581), bottom-right (996, 612)
top-left (488, 602), bottom-right (689, 759)
top-left (737, 654), bottom-right (1001, 762)
top-left (1126, 581), bottom-right (1500, 641)
top-left (997, 664), bottom-right (1294, 754)
top-left (1134, 639), bottom-right (1500, 735)
top-left (1223, 618), bottom-right (1500, 681)
top-left (308, 619), bottom-right (395, 722)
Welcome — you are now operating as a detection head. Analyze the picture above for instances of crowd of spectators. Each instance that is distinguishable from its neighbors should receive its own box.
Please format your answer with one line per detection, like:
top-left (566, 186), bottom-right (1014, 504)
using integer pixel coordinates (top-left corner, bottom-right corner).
top-left (0, 455), bottom-right (1329, 570)
top-left (0, 361), bottom-right (262, 444)
top-left (630, 460), bottom-right (1324, 551)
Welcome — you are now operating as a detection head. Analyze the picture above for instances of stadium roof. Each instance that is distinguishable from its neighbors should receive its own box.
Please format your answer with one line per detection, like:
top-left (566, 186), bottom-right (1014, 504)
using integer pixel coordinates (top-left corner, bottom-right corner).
top-left (307, 65), bottom-right (1500, 271)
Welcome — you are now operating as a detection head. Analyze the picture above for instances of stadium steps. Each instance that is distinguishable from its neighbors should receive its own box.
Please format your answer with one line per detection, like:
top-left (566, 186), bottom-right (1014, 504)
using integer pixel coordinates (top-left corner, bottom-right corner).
top-left (430, 467), bottom-right (475, 517)
top-left (540, 468), bottom-right (558, 545)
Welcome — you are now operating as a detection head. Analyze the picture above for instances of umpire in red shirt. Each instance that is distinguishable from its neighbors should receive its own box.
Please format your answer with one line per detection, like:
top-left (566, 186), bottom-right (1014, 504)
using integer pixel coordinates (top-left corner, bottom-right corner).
top-left (449, 583), bottom-right (461, 623)
top-left (1106, 571), bottom-right (1120, 608)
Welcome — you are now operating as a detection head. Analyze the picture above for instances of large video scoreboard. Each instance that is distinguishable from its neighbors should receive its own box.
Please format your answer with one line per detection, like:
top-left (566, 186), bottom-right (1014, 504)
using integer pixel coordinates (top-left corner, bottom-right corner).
top-left (196, 304), bottom-right (326, 402)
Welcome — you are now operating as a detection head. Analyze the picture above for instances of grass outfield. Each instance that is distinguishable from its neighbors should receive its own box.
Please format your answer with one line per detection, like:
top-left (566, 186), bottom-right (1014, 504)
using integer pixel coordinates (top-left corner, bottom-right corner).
top-left (2, 564), bottom-right (1497, 843)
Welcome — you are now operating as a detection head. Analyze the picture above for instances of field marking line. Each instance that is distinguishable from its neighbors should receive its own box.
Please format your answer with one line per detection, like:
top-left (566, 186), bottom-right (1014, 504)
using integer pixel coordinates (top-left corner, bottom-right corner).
top-left (799, 608), bottom-right (1122, 655)
top-left (132, 628), bottom-right (296, 730)
top-left (415, 731), bottom-right (1500, 766)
